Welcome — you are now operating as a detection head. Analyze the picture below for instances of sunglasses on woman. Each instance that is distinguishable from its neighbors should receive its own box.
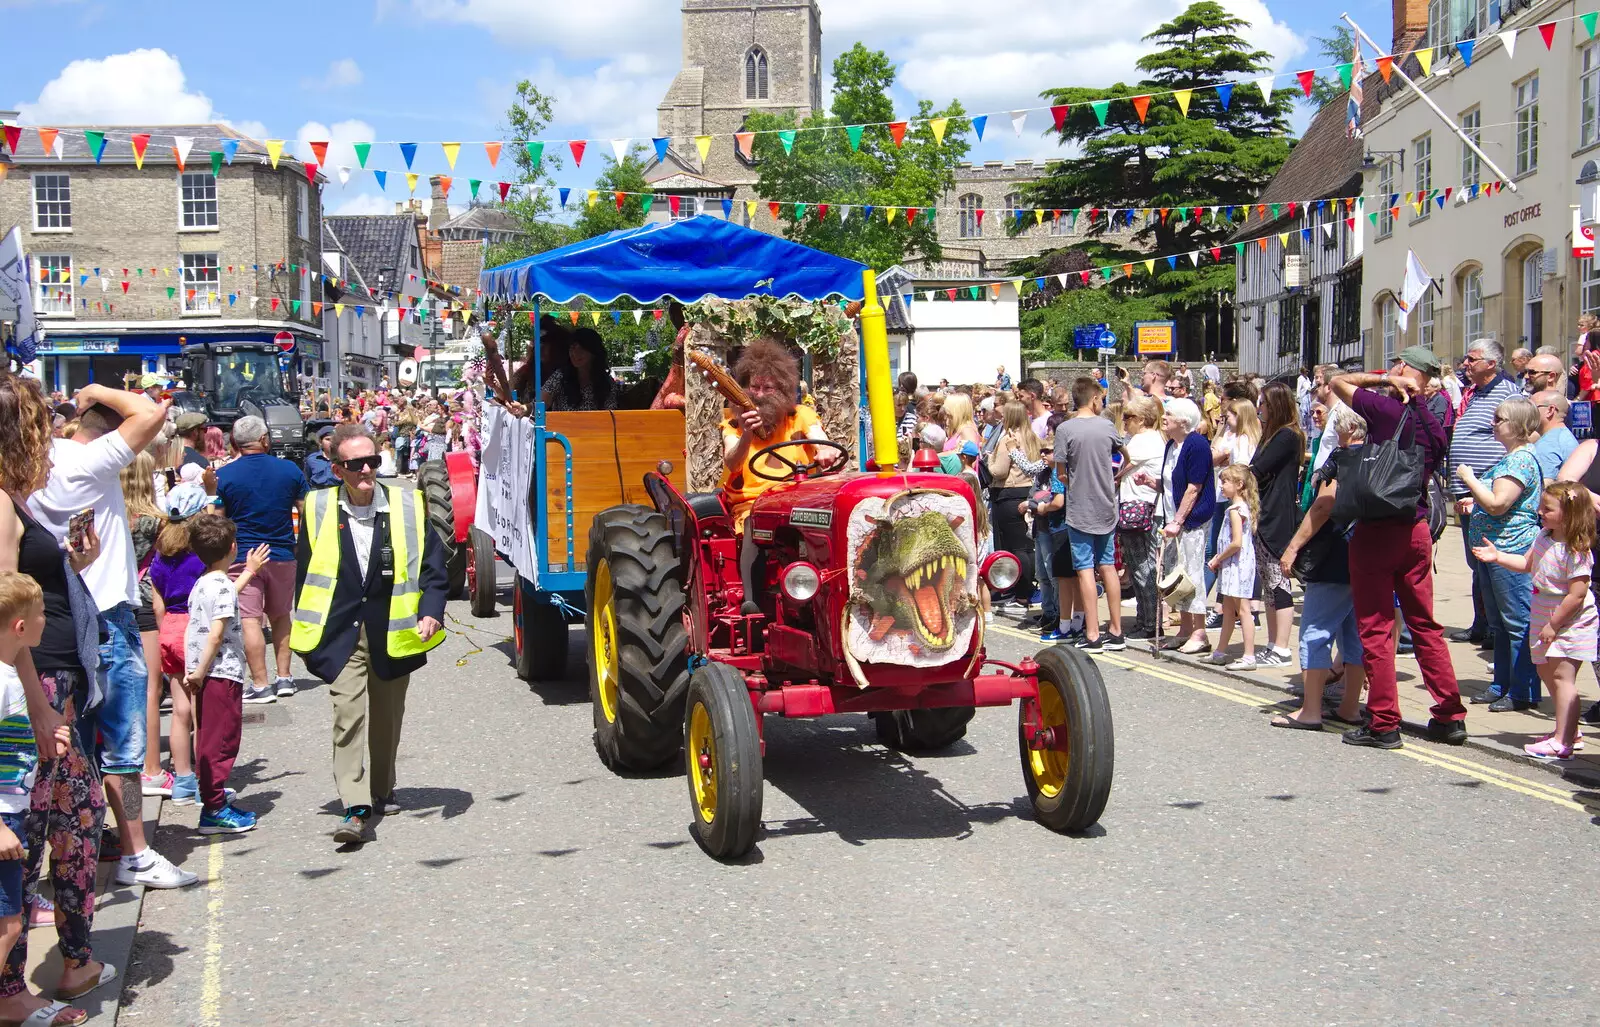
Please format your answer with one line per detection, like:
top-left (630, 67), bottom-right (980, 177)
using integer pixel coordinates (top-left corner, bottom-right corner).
top-left (338, 455), bottom-right (383, 472)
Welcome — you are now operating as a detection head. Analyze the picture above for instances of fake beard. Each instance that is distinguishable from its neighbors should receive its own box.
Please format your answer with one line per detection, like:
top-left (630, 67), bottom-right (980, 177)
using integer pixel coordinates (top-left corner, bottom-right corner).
top-left (755, 392), bottom-right (794, 437)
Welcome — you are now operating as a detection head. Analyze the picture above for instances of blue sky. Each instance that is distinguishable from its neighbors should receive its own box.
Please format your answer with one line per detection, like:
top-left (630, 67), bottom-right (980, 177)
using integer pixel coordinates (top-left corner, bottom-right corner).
top-left (3, 0), bottom-right (1394, 217)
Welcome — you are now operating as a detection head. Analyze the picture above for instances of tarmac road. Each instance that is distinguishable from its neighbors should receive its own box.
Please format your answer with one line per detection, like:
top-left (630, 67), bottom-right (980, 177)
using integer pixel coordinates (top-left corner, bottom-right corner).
top-left (115, 587), bottom-right (1600, 1025)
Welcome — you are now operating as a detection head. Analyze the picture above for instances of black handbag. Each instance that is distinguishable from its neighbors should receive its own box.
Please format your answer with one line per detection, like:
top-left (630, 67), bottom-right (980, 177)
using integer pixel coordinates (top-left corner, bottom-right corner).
top-left (1329, 405), bottom-right (1425, 523)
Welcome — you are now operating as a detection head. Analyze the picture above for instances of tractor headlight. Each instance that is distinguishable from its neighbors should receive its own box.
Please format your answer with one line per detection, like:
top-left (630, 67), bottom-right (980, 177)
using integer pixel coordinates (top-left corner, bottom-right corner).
top-left (982, 552), bottom-right (1021, 591)
top-left (779, 561), bottom-right (821, 602)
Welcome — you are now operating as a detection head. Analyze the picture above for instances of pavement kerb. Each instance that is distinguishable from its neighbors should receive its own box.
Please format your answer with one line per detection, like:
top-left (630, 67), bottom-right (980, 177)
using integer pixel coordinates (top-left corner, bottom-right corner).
top-left (1135, 646), bottom-right (1600, 790)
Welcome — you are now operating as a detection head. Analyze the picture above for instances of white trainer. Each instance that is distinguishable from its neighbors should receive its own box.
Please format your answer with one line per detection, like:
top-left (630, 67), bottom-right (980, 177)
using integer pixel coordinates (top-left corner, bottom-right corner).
top-left (115, 850), bottom-right (199, 889)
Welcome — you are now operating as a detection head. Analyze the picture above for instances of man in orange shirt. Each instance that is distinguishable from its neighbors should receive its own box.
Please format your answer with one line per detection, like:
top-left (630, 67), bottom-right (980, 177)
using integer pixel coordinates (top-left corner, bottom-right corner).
top-left (720, 340), bottom-right (836, 608)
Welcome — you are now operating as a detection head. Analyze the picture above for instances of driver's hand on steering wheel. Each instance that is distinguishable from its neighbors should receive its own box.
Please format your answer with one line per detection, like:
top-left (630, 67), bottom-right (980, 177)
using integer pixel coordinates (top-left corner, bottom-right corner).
top-left (813, 443), bottom-right (838, 468)
top-left (737, 408), bottom-right (764, 437)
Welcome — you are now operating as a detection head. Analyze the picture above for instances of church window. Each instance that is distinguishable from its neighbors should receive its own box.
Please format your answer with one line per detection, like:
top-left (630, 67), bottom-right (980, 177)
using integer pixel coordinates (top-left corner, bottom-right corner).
top-left (745, 48), bottom-right (769, 101)
top-left (958, 194), bottom-right (983, 238)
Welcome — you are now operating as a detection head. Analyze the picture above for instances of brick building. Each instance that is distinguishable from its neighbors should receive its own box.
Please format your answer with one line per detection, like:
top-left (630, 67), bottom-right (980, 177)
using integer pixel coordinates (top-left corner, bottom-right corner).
top-left (0, 123), bottom-right (327, 392)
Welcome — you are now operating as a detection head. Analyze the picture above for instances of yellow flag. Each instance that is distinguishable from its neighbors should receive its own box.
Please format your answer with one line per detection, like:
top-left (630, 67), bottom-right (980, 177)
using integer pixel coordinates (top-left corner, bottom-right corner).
top-left (1174, 89), bottom-right (1192, 116)
top-left (1278, 232), bottom-right (1290, 246)
top-left (461, 310), bottom-right (472, 326)
top-left (586, 190), bottom-right (598, 208)
top-left (441, 142), bottom-right (461, 169)
top-left (590, 311), bottom-right (602, 326)
top-left (929, 117), bottom-right (948, 145)
top-left (334, 303), bottom-right (344, 317)
top-left (695, 135), bottom-right (713, 163)
top-left (1034, 208), bottom-right (1045, 225)
top-left (1417, 48), bottom-right (1433, 76)
top-left (1144, 259), bottom-right (1155, 274)
top-left (886, 207), bottom-right (899, 224)
top-left (266, 139), bottom-right (284, 169)
top-left (746, 200), bottom-right (758, 220)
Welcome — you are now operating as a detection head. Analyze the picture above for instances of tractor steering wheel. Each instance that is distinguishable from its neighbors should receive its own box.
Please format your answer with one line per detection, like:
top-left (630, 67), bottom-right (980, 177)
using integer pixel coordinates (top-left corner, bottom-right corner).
top-left (747, 439), bottom-right (851, 482)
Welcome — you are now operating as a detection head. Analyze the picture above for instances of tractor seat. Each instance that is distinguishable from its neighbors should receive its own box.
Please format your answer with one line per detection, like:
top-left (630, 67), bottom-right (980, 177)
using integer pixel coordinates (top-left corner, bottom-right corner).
top-left (686, 491), bottom-right (729, 521)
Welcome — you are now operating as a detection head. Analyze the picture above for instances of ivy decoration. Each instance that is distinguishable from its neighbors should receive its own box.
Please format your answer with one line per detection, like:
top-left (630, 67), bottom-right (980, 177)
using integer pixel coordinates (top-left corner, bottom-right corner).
top-left (683, 296), bottom-right (851, 364)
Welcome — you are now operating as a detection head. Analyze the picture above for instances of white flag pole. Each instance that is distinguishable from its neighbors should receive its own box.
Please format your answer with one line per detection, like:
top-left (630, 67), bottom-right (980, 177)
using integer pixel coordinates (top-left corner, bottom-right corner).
top-left (1340, 12), bottom-right (1518, 193)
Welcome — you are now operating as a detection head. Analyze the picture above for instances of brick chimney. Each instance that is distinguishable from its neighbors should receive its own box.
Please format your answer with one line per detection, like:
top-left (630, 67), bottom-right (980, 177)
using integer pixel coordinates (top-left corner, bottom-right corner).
top-left (428, 175), bottom-right (450, 232)
top-left (1392, 0), bottom-right (1428, 54)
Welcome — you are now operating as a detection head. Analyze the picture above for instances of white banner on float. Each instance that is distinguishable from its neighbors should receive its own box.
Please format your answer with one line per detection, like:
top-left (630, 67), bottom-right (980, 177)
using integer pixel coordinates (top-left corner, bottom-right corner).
top-left (475, 404), bottom-right (538, 587)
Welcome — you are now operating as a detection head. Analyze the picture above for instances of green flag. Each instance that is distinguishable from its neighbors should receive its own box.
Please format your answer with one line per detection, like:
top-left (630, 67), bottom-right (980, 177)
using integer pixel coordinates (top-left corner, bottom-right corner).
top-left (1337, 62), bottom-right (1353, 89)
top-left (1233, 241), bottom-right (1244, 256)
top-left (291, 300), bottom-right (302, 316)
top-left (1090, 100), bottom-right (1109, 127)
top-left (353, 142), bottom-right (371, 168)
top-left (846, 125), bottom-right (864, 151)
top-left (165, 286), bottom-right (175, 299)
top-left (83, 130), bottom-right (106, 162)
top-left (793, 202), bottom-right (805, 219)
top-left (641, 194), bottom-right (654, 214)
top-left (469, 179), bottom-right (481, 199)
top-left (1585, 11), bottom-right (1598, 37)
top-left (779, 130), bottom-right (797, 155)
top-left (524, 140), bottom-right (544, 165)
top-left (210, 151), bottom-right (223, 177)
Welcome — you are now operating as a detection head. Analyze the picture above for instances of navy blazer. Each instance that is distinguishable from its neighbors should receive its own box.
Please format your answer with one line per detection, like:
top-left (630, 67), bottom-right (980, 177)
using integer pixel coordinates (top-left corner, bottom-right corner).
top-left (293, 491), bottom-right (449, 684)
top-left (1163, 431), bottom-right (1216, 530)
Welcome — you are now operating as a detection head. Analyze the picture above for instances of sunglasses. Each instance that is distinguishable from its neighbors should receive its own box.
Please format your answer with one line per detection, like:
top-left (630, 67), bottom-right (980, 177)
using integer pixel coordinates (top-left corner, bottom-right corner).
top-left (338, 455), bottom-right (382, 472)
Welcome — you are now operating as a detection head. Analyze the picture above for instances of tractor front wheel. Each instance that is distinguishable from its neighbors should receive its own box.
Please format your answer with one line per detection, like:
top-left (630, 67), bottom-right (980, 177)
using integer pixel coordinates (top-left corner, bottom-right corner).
top-left (872, 707), bottom-right (975, 753)
top-left (587, 505), bottom-right (689, 771)
top-left (1020, 644), bottom-right (1114, 833)
top-left (417, 460), bottom-right (466, 599)
top-left (685, 663), bottom-right (763, 860)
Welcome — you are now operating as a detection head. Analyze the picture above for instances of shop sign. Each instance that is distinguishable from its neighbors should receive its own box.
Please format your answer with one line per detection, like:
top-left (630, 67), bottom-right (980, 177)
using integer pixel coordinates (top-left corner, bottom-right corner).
top-left (1504, 203), bottom-right (1541, 228)
top-left (35, 339), bottom-right (120, 354)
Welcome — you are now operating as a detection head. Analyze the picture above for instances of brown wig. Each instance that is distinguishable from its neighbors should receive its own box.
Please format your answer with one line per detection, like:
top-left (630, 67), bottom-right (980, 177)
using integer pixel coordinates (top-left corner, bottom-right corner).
top-left (0, 374), bottom-right (54, 496)
top-left (733, 338), bottom-right (800, 397)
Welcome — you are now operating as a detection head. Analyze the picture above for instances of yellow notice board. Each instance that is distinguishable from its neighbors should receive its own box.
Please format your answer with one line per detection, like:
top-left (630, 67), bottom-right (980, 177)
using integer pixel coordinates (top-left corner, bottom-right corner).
top-left (1135, 321), bottom-right (1176, 356)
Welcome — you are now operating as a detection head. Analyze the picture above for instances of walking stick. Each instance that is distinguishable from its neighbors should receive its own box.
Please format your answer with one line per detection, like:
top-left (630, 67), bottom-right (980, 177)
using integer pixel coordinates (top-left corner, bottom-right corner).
top-left (1152, 531), bottom-right (1168, 661)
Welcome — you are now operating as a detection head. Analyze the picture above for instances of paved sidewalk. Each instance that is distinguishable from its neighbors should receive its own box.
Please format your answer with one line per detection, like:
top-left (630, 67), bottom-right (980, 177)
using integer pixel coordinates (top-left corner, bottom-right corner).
top-left (1144, 525), bottom-right (1600, 784)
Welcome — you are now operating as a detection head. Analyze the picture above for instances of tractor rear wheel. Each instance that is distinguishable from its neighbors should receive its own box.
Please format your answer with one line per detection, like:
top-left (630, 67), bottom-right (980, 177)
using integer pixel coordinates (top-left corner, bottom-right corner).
top-left (468, 526), bottom-right (498, 617)
top-left (1020, 644), bottom-right (1114, 833)
top-left (417, 460), bottom-right (466, 599)
top-left (586, 505), bottom-right (689, 771)
top-left (685, 662), bottom-right (763, 860)
top-left (872, 707), bottom-right (976, 753)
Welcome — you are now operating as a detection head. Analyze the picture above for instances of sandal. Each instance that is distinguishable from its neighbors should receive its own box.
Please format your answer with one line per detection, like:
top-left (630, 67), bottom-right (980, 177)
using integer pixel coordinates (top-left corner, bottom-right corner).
top-left (0, 1001), bottom-right (88, 1027)
top-left (1270, 715), bottom-right (1323, 731)
top-left (1524, 737), bottom-right (1575, 761)
top-left (53, 962), bottom-right (115, 1002)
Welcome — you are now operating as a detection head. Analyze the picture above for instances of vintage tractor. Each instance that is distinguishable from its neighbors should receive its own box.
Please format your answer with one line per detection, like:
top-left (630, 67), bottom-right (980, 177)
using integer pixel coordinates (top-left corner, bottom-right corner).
top-left (584, 280), bottom-right (1114, 861)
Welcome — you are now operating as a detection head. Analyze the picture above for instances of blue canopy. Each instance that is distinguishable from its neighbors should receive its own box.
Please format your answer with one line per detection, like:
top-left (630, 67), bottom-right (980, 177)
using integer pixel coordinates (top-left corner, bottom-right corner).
top-left (479, 215), bottom-right (868, 304)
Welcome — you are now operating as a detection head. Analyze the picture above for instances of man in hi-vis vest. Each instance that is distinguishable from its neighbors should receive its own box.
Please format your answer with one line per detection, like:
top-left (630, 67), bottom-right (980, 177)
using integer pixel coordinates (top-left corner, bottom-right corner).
top-left (292, 424), bottom-right (448, 845)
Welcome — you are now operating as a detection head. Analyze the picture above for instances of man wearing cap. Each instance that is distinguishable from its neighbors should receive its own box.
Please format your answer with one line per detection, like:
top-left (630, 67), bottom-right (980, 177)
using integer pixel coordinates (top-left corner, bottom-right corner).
top-left (216, 416), bottom-right (309, 703)
top-left (1329, 347), bottom-right (1467, 751)
top-left (174, 411), bottom-right (211, 471)
top-left (304, 425), bottom-right (339, 488)
top-left (138, 372), bottom-right (171, 403)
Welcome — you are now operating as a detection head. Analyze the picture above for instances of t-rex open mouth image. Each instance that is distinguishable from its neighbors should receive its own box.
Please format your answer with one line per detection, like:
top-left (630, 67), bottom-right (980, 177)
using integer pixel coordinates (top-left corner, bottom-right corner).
top-left (853, 508), bottom-right (974, 652)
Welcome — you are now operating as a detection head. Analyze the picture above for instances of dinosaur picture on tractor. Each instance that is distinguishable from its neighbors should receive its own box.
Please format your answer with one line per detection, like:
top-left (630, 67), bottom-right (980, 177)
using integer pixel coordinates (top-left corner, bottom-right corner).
top-left (475, 218), bottom-right (1115, 862)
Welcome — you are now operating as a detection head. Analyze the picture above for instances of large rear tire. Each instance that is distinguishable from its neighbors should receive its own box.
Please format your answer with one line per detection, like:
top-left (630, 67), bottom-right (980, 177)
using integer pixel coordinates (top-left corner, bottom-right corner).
top-left (586, 505), bottom-right (689, 771)
top-left (872, 707), bottom-right (976, 753)
top-left (1020, 644), bottom-right (1114, 833)
top-left (417, 460), bottom-right (466, 599)
top-left (685, 663), bottom-right (763, 860)
top-left (468, 526), bottom-right (498, 617)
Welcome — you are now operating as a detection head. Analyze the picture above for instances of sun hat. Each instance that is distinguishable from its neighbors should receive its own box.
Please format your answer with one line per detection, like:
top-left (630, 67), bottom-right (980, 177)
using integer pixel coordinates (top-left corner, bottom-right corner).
top-left (1158, 565), bottom-right (1196, 609)
top-left (166, 484), bottom-right (209, 521)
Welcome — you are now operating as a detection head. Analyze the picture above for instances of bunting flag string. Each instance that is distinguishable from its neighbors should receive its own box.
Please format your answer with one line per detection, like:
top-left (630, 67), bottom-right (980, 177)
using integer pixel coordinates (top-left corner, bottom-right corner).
top-left (0, 12), bottom-right (1567, 175)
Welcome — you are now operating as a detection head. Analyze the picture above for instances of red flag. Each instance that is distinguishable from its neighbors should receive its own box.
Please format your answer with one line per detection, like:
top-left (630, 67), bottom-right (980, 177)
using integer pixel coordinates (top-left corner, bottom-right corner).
top-left (310, 140), bottom-right (329, 165)
top-left (484, 141), bottom-right (502, 167)
top-left (976, 209), bottom-right (986, 228)
top-left (120, 281), bottom-right (129, 293)
top-left (304, 163), bottom-right (319, 183)
top-left (187, 290), bottom-right (196, 302)
top-left (614, 191), bottom-right (625, 211)
top-left (528, 311), bottom-right (537, 324)
top-left (130, 133), bottom-right (151, 161)
top-left (1132, 96), bottom-right (1151, 123)
top-left (1079, 271), bottom-right (1091, 284)
top-left (1346, 217), bottom-right (1356, 230)
top-left (1050, 104), bottom-right (1070, 131)
top-left (1540, 21), bottom-right (1557, 48)
top-left (653, 309), bottom-right (664, 320)
top-left (945, 288), bottom-right (957, 300)
top-left (769, 201), bottom-right (781, 220)
top-left (668, 195), bottom-right (680, 216)
top-left (0, 126), bottom-right (19, 153)
top-left (1210, 246), bottom-right (1221, 261)
top-left (905, 207), bottom-right (919, 223)
top-left (270, 297), bottom-right (280, 312)
top-left (569, 140), bottom-right (586, 166)
top-left (1297, 69), bottom-right (1316, 97)
top-left (817, 203), bottom-right (829, 220)
top-left (888, 121), bottom-right (908, 147)
top-left (1288, 201), bottom-right (1298, 216)
top-left (498, 181), bottom-right (511, 201)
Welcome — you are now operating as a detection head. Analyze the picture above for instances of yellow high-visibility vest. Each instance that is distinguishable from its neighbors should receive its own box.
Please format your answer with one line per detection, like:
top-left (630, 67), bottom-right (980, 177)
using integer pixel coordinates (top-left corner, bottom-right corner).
top-left (290, 484), bottom-right (444, 659)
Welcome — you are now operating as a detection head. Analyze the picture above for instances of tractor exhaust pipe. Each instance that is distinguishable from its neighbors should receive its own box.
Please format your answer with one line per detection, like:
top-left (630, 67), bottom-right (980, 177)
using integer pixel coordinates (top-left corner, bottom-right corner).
top-left (859, 270), bottom-right (899, 471)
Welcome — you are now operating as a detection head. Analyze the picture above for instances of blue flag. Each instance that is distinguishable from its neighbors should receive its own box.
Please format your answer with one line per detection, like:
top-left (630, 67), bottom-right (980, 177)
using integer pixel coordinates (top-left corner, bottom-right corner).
top-left (653, 137), bottom-right (669, 162)
top-left (399, 142), bottom-right (418, 169)
top-left (220, 139), bottom-right (239, 165)
top-left (1215, 83), bottom-right (1233, 110)
top-left (972, 115), bottom-right (987, 141)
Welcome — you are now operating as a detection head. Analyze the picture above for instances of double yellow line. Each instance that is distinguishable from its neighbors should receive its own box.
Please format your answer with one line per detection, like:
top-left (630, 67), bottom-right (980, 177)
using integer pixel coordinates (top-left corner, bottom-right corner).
top-left (989, 623), bottom-right (1592, 813)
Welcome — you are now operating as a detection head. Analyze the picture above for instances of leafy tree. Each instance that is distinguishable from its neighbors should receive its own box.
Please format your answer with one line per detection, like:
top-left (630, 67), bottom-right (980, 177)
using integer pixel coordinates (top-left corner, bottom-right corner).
top-left (1023, 1), bottom-right (1293, 310)
top-left (569, 147), bottom-right (653, 239)
top-left (746, 42), bottom-right (971, 268)
top-left (1306, 26), bottom-right (1356, 109)
top-left (487, 80), bottom-right (570, 267)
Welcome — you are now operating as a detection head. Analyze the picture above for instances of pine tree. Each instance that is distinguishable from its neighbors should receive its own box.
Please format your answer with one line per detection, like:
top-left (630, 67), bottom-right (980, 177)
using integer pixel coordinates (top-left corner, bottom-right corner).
top-left (1024, 1), bottom-right (1293, 309)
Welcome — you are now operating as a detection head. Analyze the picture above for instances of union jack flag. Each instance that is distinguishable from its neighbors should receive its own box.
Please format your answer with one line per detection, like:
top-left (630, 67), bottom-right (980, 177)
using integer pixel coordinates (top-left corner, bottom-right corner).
top-left (1346, 50), bottom-right (1366, 139)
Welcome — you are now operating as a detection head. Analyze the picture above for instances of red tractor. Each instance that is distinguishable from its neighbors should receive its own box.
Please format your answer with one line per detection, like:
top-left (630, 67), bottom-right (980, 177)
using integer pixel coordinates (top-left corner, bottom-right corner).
top-left (585, 440), bottom-right (1115, 860)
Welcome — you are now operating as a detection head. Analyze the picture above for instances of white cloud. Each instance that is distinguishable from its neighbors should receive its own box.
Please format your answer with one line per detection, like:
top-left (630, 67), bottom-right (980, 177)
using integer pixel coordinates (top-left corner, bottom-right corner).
top-left (16, 48), bottom-right (216, 123)
top-left (479, 55), bottom-right (671, 146)
top-left (330, 192), bottom-right (394, 216)
top-left (302, 57), bottom-right (363, 91)
top-left (231, 120), bottom-right (270, 141)
top-left (402, 0), bottom-right (676, 58)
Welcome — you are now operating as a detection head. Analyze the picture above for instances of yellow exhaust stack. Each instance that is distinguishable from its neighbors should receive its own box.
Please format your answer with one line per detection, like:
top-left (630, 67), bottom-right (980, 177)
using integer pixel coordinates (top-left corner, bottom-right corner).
top-left (859, 270), bottom-right (898, 469)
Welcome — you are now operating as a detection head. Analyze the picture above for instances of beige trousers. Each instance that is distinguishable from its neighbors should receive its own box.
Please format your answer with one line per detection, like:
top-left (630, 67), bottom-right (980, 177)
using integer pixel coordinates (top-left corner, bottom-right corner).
top-left (328, 625), bottom-right (409, 813)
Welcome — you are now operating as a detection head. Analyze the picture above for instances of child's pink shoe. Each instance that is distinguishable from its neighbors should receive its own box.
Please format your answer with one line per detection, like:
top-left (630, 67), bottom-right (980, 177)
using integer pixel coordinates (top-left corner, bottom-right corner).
top-left (1524, 736), bottom-right (1575, 761)
top-left (1534, 730), bottom-right (1584, 751)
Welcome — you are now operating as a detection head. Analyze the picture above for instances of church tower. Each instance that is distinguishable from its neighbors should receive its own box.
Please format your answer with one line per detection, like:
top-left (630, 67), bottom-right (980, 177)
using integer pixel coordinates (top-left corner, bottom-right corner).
top-left (650, 1), bottom-right (824, 223)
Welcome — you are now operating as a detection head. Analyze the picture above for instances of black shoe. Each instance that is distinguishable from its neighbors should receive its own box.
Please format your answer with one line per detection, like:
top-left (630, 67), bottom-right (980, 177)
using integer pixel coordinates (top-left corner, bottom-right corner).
top-left (1125, 627), bottom-right (1156, 640)
top-left (1476, 637), bottom-right (1494, 651)
top-left (1341, 725), bottom-right (1403, 749)
top-left (1468, 688), bottom-right (1505, 705)
top-left (1100, 633), bottom-right (1126, 651)
top-left (1448, 629), bottom-right (1485, 644)
top-left (1205, 612), bottom-right (1222, 629)
top-left (1063, 628), bottom-right (1086, 645)
top-left (1426, 718), bottom-right (1468, 745)
top-left (1584, 700), bottom-right (1600, 726)
top-left (1487, 695), bottom-right (1538, 712)
top-left (1076, 635), bottom-right (1105, 653)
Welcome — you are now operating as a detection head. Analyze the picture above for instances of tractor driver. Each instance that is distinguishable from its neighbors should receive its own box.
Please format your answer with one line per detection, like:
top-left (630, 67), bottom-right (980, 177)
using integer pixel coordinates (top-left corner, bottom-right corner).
top-left (720, 339), bottom-right (837, 610)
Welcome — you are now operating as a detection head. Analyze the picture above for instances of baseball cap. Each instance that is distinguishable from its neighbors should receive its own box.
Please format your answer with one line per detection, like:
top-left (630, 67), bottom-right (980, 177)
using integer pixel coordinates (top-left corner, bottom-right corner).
top-left (919, 422), bottom-right (947, 448)
top-left (316, 425), bottom-right (335, 440)
top-left (958, 440), bottom-right (981, 458)
top-left (1396, 345), bottom-right (1442, 376)
top-left (175, 412), bottom-right (208, 434)
top-left (139, 372), bottom-right (169, 390)
top-left (166, 483), bottom-right (209, 521)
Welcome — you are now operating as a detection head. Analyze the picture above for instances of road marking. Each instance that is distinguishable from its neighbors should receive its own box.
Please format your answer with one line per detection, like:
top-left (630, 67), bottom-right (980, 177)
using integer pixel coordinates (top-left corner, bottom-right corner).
top-left (199, 836), bottom-right (224, 1027)
top-left (988, 624), bottom-right (1592, 813)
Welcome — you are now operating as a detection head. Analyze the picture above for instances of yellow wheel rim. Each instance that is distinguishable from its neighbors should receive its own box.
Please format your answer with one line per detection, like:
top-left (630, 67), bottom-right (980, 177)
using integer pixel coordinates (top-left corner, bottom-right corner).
top-left (592, 560), bottom-right (620, 723)
top-left (689, 701), bottom-right (717, 825)
top-left (1028, 683), bottom-right (1069, 798)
